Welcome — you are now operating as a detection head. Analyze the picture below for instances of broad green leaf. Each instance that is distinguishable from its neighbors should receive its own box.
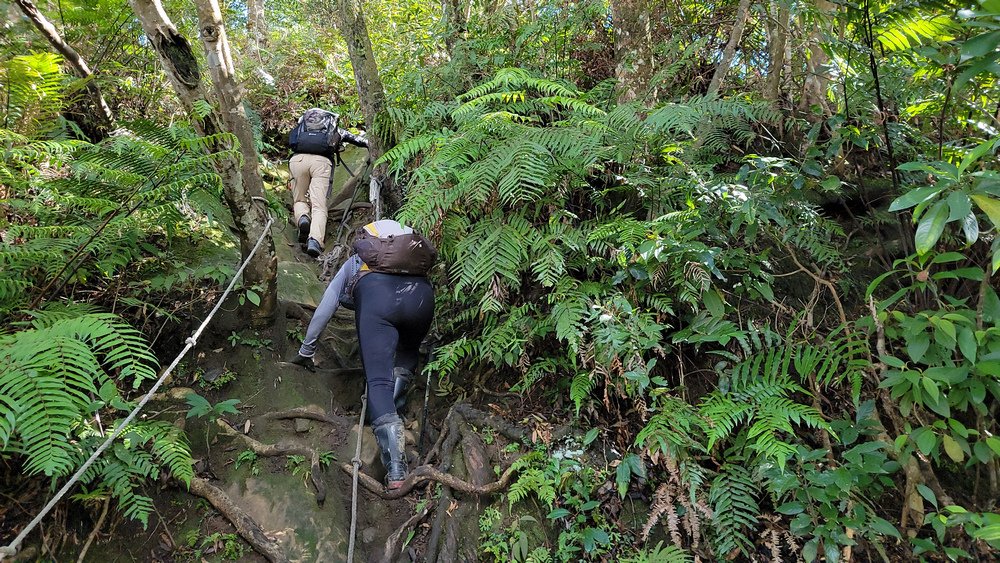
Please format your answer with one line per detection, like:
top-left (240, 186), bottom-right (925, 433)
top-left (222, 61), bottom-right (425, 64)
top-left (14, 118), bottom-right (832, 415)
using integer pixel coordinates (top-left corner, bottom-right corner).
top-left (971, 194), bottom-right (1000, 229)
top-left (922, 377), bottom-right (940, 402)
top-left (961, 30), bottom-right (1000, 60)
top-left (947, 192), bottom-right (972, 222)
top-left (616, 460), bottom-right (631, 498)
top-left (986, 436), bottom-right (1000, 457)
top-left (914, 200), bottom-right (949, 255)
top-left (959, 137), bottom-right (999, 174)
top-left (973, 524), bottom-right (1000, 541)
top-left (889, 185), bottom-right (943, 212)
top-left (916, 429), bottom-right (937, 454)
top-left (963, 212), bottom-right (980, 244)
top-left (942, 434), bottom-right (965, 462)
top-left (958, 327), bottom-right (977, 363)
top-left (868, 516), bottom-right (902, 539)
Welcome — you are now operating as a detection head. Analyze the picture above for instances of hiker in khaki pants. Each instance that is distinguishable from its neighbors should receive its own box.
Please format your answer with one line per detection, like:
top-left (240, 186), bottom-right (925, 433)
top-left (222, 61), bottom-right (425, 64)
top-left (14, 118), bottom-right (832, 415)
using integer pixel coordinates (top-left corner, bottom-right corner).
top-left (288, 108), bottom-right (369, 257)
top-left (289, 153), bottom-right (332, 254)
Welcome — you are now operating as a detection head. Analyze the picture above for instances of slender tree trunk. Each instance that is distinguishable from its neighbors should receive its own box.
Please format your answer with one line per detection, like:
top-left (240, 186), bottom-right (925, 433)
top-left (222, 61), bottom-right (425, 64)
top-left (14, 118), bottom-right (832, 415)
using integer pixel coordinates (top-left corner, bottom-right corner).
top-left (765, 1), bottom-right (791, 102)
top-left (707, 0), bottom-right (753, 96)
top-left (334, 0), bottom-right (398, 212)
top-left (13, 0), bottom-right (115, 133)
top-left (247, 0), bottom-right (267, 60)
top-left (611, 0), bottom-right (657, 105)
top-left (800, 0), bottom-right (834, 118)
top-left (441, 0), bottom-right (466, 55)
top-left (129, 0), bottom-right (277, 322)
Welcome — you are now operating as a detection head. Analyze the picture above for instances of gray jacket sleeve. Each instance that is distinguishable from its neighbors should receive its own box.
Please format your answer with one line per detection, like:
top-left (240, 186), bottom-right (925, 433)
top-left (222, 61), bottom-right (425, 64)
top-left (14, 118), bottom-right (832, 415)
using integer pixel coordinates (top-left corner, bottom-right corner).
top-left (298, 255), bottom-right (362, 358)
top-left (339, 128), bottom-right (369, 148)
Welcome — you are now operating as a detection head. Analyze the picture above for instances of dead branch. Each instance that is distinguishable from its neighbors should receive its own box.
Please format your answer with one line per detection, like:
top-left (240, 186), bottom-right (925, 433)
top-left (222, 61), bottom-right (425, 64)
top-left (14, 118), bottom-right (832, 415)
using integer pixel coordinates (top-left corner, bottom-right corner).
top-left (187, 477), bottom-right (288, 563)
top-left (786, 245), bottom-right (848, 327)
top-left (75, 497), bottom-right (110, 563)
top-left (380, 501), bottom-right (434, 563)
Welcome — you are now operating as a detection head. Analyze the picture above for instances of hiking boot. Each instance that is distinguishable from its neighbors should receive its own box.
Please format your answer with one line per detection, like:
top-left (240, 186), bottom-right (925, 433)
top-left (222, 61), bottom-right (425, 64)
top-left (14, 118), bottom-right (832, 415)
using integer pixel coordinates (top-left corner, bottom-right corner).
top-left (372, 413), bottom-right (407, 489)
top-left (305, 237), bottom-right (322, 258)
top-left (392, 367), bottom-right (412, 412)
top-left (297, 215), bottom-right (310, 243)
top-left (289, 353), bottom-right (315, 372)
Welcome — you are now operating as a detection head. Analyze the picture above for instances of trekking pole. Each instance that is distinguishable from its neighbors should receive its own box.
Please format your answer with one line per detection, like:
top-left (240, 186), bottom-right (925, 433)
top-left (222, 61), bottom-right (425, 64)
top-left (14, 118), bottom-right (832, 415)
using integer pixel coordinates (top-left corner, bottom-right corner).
top-left (417, 341), bottom-right (435, 459)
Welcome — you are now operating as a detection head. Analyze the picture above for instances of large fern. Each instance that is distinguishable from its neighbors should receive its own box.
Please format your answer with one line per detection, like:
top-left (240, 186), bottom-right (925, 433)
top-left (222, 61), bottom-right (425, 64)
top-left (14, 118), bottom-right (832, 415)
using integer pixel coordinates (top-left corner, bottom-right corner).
top-left (0, 308), bottom-right (158, 476)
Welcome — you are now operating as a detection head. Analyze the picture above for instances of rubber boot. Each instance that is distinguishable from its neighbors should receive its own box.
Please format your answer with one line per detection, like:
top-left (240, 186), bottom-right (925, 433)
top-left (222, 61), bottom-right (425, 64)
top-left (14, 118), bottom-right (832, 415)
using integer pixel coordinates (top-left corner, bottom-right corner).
top-left (372, 413), bottom-right (407, 489)
top-left (392, 367), bottom-right (412, 412)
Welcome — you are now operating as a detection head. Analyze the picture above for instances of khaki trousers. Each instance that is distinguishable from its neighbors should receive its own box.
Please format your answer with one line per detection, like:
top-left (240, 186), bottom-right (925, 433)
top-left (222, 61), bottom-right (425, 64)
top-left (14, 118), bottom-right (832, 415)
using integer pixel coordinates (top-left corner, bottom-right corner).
top-left (289, 153), bottom-right (332, 245)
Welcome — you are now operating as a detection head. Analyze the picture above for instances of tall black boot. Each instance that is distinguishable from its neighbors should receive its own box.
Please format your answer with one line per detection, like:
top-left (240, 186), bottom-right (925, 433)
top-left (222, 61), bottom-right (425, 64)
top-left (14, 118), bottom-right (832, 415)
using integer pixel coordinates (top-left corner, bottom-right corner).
top-left (372, 413), bottom-right (407, 489)
top-left (392, 367), bottom-right (412, 412)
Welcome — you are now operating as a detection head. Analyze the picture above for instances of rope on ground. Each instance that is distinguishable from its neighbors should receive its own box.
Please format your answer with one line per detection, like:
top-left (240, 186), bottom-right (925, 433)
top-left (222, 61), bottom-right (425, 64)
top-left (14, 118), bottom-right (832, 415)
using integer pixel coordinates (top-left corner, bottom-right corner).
top-left (0, 215), bottom-right (275, 560)
top-left (347, 391), bottom-right (368, 563)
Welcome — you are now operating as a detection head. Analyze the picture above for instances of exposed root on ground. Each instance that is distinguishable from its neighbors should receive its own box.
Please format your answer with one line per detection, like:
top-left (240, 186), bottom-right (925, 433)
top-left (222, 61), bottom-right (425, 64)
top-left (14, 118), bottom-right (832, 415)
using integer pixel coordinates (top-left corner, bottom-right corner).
top-left (215, 419), bottom-right (326, 505)
top-left (261, 407), bottom-right (341, 425)
top-left (336, 461), bottom-right (519, 499)
top-left (187, 477), bottom-right (288, 563)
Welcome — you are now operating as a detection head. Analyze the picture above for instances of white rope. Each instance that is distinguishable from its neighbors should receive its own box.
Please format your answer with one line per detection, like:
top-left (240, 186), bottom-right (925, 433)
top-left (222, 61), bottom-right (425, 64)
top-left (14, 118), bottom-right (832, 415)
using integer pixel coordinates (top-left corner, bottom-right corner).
top-left (0, 215), bottom-right (275, 560)
top-left (346, 391), bottom-right (368, 562)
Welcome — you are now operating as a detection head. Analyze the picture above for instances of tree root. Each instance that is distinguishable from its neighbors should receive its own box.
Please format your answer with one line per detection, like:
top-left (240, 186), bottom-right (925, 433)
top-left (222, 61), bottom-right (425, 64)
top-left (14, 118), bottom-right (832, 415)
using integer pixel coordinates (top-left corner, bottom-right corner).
top-left (215, 419), bottom-right (326, 506)
top-left (336, 460), bottom-right (519, 500)
top-left (260, 407), bottom-right (340, 425)
top-left (187, 477), bottom-right (288, 563)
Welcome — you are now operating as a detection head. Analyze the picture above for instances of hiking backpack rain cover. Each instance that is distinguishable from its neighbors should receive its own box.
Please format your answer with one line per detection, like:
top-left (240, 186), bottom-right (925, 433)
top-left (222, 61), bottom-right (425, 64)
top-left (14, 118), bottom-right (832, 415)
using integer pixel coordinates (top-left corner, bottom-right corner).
top-left (290, 108), bottom-right (341, 157)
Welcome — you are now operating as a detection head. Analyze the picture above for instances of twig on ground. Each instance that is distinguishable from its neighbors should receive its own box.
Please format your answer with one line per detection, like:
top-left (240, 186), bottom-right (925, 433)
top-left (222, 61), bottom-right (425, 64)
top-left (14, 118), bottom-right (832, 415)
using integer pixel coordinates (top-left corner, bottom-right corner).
top-left (75, 497), bottom-right (110, 563)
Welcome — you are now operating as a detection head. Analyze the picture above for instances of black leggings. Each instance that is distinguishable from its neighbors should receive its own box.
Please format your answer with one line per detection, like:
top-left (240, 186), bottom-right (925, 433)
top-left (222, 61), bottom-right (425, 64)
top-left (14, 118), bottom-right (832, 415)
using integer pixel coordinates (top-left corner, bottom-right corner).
top-left (354, 273), bottom-right (434, 421)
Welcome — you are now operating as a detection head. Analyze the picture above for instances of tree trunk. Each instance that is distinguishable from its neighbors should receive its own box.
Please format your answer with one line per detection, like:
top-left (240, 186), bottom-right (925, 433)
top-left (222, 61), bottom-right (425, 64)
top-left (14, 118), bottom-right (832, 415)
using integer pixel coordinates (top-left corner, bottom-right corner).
top-left (611, 0), bottom-right (657, 105)
top-left (335, 0), bottom-right (398, 212)
top-left (707, 0), bottom-right (753, 97)
top-left (13, 0), bottom-right (115, 133)
top-left (800, 0), bottom-right (834, 118)
top-left (765, 1), bottom-right (791, 102)
top-left (247, 0), bottom-right (267, 59)
top-left (441, 0), bottom-right (467, 55)
top-left (129, 0), bottom-right (277, 322)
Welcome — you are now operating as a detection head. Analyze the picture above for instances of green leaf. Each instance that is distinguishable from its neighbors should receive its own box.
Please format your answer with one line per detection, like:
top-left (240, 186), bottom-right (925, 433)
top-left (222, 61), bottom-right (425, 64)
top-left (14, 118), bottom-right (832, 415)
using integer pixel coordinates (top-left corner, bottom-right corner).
top-left (961, 30), bottom-right (1000, 59)
top-left (547, 508), bottom-right (570, 519)
top-left (582, 427), bottom-right (600, 446)
top-left (916, 429), bottom-right (937, 455)
top-left (803, 539), bottom-right (819, 562)
top-left (917, 483), bottom-right (938, 508)
top-left (971, 194), bottom-right (1000, 229)
top-left (958, 327), bottom-right (978, 363)
top-left (889, 185), bottom-right (943, 212)
top-left (906, 332), bottom-right (930, 363)
top-left (868, 516), bottom-right (902, 539)
top-left (616, 460), bottom-right (631, 498)
top-left (702, 289), bottom-right (724, 318)
top-left (959, 138), bottom-right (999, 174)
top-left (777, 501), bottom-right (805, 515)
top-left (973, 524), bottom-right (1000, 541)
top-left (922, 377), bottom-right (940, 402)
top-left (947, 192), bottom-right (972, 222)
top-left (963, 212), bottom-right (980, 244)
top-left (914, 200), bottom-right (949, 255)
top-left (986, 436), bottom-right (1000, 457)
top-left (942, 434), bottom-right (965, 462)
top-left (245, 289), bottom-right (261, 307)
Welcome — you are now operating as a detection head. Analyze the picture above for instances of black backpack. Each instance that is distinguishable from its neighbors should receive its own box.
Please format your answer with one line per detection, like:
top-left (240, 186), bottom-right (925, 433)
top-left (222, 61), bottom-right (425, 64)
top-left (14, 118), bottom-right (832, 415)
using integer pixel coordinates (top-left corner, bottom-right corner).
top-left (290, 108), bottom-right (341, 158)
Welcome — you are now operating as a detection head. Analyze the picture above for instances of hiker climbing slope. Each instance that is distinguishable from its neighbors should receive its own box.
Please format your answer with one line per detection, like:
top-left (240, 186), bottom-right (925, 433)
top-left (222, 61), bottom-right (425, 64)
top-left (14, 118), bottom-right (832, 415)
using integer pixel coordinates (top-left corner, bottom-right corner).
top-left (291, 219), bottom-right (436, 489)
top-left (288, 107), bottom-right (369, 257)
